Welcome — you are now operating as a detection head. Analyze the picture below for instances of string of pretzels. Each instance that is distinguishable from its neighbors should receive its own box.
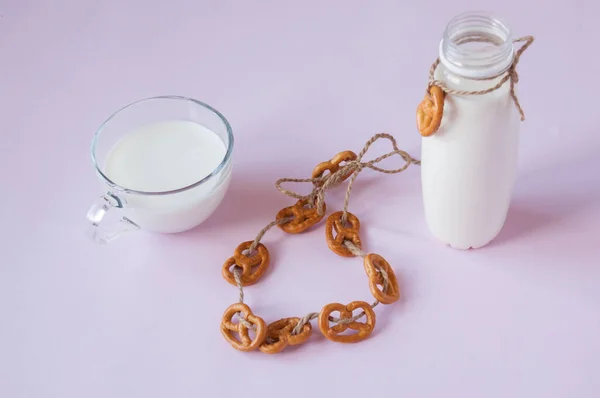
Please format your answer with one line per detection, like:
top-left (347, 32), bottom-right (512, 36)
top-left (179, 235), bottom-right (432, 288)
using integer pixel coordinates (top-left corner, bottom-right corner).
top-left (220, 133), bottom-right (418, 353)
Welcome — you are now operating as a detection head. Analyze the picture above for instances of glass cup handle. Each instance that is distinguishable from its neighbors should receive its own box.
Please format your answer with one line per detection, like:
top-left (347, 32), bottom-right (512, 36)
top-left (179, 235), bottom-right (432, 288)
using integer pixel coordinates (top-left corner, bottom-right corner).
top-left (86, 193), bottom-right (139, 244)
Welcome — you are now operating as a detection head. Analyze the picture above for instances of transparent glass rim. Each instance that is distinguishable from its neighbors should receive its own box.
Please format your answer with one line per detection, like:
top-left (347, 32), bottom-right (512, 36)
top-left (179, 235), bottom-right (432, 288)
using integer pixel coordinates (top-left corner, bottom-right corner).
top-left (439, 11), bottom-right (514, 80)
top-left (91, 95), bottom-right (234, 196)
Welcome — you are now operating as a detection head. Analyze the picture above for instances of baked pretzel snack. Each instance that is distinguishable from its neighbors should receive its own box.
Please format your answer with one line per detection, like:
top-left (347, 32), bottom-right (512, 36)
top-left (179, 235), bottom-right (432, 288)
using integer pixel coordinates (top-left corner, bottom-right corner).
top-left (222, 241), bottom-right (270, 286)
top-left (258, 317), bottom-right (312, 354)
top-left (318, 301), bottom-right (376, 343)
top-left (276, 198), bottom-right (326, 234)
top-left (363, 253), bottom-right (400, 304)
top-left (416, 85), bottom-right (445, 137)
top-left (220, 303), bottom-right (266, 351)
top-left (312, 150), bottom-right (357, 184)
top-left (325, 211), bottom-right (362, 257)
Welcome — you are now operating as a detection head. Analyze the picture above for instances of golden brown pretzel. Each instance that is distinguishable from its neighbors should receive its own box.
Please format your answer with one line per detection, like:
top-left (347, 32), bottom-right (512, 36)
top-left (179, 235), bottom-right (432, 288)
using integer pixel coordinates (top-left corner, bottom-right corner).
top-left (312, 150), bottom-right (358, 184)
top-left (276, 198), bottom-right (326, 234)
top-left (220, 303), bottom-right (266, 351)
top-left (363, 253), bottom-right (400, 304)
top-left (258, 317), bottom-right (312, 354)
top-left (222, 241), bottom-right (270, 286)
top-left (331, 150), bottom-right (358, 181)
top-left (325, 211), bottom-right (362, 257)
top-left (417, 85), bottom-right (445, 137)
top-left (318, 301), bottom-right (376, 343)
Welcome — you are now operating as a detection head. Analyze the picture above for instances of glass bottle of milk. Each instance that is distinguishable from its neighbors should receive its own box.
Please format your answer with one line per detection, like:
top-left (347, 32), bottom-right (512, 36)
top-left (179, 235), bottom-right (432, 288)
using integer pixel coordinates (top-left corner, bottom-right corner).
top-left (420, 12), bottom-right (531, 249)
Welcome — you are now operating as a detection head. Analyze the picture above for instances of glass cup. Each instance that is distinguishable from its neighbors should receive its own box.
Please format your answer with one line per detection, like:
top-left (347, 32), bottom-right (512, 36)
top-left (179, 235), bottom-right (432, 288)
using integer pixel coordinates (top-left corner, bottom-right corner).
top-left (86, 96), bottom-right (234, 244)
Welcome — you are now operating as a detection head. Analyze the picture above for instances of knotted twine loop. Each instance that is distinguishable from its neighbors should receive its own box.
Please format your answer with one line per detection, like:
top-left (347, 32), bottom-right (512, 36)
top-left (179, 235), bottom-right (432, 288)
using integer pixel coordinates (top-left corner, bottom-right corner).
top-left (234, 133), bottom-right (415, 335)
top-left (276, 133), bottom-right (420, 225)
top-left (428, 36), bottom-right (534, 121)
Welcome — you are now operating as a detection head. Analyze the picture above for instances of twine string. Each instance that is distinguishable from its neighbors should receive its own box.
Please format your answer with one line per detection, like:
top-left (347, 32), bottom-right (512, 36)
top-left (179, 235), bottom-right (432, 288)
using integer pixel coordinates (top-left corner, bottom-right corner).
top-left (247, 217), bottom-right (293, 252)
top-left (428, 36), bottom-right (534, 121)
top-left (232, 268), bottom-right (254, 329)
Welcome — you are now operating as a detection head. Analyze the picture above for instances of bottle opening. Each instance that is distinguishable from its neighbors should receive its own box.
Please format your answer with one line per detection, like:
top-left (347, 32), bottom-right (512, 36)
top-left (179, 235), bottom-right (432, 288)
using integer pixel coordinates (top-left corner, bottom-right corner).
top-left (439, 12), bottom-right (514, 80)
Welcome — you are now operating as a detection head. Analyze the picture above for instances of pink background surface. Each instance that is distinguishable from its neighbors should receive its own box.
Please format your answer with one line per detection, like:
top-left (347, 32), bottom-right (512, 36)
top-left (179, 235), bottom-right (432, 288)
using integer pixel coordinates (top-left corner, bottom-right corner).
top-left (2, 1), bottom-right (600, 397)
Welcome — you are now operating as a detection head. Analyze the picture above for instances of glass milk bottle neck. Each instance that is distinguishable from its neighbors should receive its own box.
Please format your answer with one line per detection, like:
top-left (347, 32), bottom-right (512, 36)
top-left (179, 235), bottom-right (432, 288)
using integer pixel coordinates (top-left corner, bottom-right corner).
top-left (437, 12), bottom-right (515, 89)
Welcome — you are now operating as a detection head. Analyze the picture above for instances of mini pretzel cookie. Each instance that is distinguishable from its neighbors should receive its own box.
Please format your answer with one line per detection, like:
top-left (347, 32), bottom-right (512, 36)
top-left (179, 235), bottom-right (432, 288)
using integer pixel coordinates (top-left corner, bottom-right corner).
top-left (276, 198), bottom-right (326, 234)
top-left (331, 151), bottom-right (359, 182)
top-left (417, 85), bottom-right (445, 137)
top-left (312, 150), bottom-right (358, 184)
top-left (258, 317), bottom-right (313, 354)
top-left (221, 303), bottom-right (267, 351)
top-left (318, 301), bottom-right (376, 343)
top-left (325, 211), bottom-right (362, 257)
top-left (363, 253), bottom-right (400, 304)
top-left (222, 241), bottom-right (270, 286)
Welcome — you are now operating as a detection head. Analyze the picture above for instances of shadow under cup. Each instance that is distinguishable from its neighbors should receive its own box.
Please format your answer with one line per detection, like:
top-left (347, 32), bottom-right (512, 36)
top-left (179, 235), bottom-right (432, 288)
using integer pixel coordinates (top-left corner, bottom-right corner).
top-left (88, 96), bottom-right (234, 244)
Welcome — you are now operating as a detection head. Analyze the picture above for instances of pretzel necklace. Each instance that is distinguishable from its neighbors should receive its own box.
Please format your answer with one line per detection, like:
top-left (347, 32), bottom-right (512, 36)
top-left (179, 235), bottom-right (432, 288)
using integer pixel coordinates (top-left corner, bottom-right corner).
top-left (220, 133), bottom-right (420, 353)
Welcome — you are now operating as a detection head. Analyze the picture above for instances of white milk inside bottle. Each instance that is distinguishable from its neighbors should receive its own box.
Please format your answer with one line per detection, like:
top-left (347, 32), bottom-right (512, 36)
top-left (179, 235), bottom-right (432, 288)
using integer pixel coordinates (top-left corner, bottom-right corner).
top-left (420, 12), bottom-right (531, 249)
top-left (102, 120), bottom-right (232, 233)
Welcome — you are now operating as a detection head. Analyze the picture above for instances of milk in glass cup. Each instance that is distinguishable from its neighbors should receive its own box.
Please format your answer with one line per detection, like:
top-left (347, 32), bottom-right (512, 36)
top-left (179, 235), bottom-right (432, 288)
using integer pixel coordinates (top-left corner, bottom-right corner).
top-left (87, 96), bottom-right (234, 244)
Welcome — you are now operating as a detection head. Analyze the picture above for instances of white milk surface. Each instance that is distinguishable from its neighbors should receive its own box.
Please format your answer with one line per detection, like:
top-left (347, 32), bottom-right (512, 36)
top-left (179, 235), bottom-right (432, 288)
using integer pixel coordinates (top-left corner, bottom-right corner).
top-left (105, 120), bottom-right (226, 192)
top-left (103, 120), bottom-right (231, 233)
